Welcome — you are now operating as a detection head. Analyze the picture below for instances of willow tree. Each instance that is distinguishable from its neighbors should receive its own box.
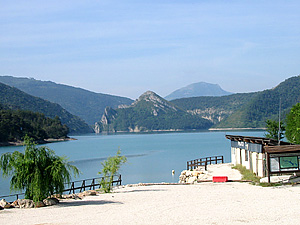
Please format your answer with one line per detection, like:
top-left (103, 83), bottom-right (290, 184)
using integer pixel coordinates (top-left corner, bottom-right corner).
top-left (0, 135), bottom-right (79, 202)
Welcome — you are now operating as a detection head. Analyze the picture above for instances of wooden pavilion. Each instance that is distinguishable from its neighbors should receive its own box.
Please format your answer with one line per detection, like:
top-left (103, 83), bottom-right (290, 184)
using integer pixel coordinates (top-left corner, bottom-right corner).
top-left (225, 135), bottom-right (298, 182)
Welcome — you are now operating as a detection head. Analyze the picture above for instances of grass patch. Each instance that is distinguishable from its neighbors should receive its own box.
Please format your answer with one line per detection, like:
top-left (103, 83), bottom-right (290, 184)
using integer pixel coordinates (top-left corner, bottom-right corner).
top-left (258, 182), bottom-right (282, 187)
top-left (232, 164), bottom-right (261, 183)
top-left (232, 164), bottom-right (283, 187)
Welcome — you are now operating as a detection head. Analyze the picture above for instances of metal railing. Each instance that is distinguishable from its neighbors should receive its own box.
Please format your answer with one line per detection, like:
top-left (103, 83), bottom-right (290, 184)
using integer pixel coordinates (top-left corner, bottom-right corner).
top-left (0, 174), bottom-right (122, 202)
top-left (187, 156), bottom-right (224, 171)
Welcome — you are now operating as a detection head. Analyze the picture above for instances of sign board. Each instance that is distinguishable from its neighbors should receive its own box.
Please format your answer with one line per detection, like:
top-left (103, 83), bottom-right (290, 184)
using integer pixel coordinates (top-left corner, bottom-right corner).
top-left (270, 155), bottom-right (300, 173)
top-left (280, 156), bottom-right (298, 169)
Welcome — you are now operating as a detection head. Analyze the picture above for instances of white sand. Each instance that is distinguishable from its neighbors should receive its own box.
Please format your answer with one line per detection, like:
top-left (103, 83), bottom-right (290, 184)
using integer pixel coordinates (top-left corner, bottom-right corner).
top-left (1, 182), bottom-right (300, 225)
top-left (204, 163), bottom-right (243, 180)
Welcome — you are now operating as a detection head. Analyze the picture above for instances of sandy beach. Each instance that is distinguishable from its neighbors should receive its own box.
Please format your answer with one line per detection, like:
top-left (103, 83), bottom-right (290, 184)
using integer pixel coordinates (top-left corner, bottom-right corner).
top-left (1, 181), bottom-right (300, 225)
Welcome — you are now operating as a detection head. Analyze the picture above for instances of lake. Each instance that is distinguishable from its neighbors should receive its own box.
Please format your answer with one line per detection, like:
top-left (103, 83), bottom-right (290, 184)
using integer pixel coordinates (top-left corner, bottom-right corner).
top-left (0, 130), bottom-right (265, 197)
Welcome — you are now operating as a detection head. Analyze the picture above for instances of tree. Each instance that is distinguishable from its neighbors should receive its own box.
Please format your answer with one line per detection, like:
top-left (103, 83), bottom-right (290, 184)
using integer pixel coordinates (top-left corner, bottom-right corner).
top-left (264, 119), bottom-right (285, 140)
top-left (98, 150), bottom-right (127, 193)
top-left (0, 135), bottom-right (79, 202)
top-left (286, 103), bottom-right (300, 144)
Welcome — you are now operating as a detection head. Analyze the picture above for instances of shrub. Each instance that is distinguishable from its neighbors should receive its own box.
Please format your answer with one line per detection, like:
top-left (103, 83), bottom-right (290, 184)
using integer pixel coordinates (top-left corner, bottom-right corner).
top-left (98, 150), bottom-right (127, 193)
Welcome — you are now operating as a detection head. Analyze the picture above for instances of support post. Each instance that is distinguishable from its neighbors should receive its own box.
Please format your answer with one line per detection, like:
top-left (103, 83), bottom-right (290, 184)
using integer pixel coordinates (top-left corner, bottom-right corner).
top-left (266, 153), bottom-right (271, 183)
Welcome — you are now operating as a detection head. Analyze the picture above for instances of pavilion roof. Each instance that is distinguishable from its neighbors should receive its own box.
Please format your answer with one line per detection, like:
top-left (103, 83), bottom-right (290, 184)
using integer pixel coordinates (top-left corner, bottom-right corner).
top-left (225, 134), bottom-right (293, 147)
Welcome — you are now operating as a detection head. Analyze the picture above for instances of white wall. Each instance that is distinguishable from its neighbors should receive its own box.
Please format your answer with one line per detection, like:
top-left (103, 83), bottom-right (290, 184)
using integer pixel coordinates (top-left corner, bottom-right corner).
top-left (231, 146), bottom-right (265, 177)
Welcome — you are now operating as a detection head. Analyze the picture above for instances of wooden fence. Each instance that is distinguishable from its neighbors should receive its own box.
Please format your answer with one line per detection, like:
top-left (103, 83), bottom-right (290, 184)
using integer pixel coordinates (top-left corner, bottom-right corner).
top-left (65, 174), bottom-right (122, 194)
top-left (187, 156), bottom-right (224, 171)
top-left (0, 174), bottom-right (122, 202)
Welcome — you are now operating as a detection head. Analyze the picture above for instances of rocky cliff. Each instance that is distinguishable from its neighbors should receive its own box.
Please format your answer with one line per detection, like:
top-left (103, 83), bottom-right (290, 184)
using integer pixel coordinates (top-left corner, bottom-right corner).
top-left (94, 91), bottom-right (213, 133)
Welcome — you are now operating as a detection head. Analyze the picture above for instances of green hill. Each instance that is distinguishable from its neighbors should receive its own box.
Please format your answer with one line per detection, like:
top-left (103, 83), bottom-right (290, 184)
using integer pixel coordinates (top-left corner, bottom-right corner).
top-left (95, 91), bottom-right (213, 133)
top-left (0, 82), bottom-right (92, 134)
top-left (0, 76), bottom-right (133, 125)
top-left (171, 75), bottom-right (300, 128)
top-left (171, 92), bottom-right (258, 125)
top-left (0, 109), bottom-right (69, 143)
top-left (216, 76), bottom-right (300, 128)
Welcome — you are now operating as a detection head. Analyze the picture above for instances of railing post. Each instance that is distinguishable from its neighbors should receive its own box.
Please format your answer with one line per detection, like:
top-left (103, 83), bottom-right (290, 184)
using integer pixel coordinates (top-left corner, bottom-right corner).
top-left (119, 174), bottom-right (122, 185)
top-left (69, 182), bottom-right (75, 194)
top-left (92, 179), bottom-right (95, 190)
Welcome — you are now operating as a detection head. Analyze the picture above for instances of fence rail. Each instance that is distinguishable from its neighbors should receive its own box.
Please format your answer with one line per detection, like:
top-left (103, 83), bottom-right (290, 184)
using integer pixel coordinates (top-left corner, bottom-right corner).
top-left (0, 174), bottom-right (122, 202)
top-left (187, 156), bottom-right (224, 171)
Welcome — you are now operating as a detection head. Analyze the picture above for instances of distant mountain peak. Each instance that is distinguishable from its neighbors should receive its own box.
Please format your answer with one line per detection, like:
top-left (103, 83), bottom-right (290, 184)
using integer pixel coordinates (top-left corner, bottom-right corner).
top-left (136, 91), bottom-right (166, 105)
top-left (165, 82), bottom-right (232, 100)
top-left (133, 91), bottom-right (178, 114)
top-left (138, 90), bottom-right (159, 100)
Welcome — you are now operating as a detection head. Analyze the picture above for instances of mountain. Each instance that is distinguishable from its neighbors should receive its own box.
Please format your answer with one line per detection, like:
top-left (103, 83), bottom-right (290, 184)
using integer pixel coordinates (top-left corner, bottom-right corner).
top-left (0, 76), bottom-right (133, 125)
top-left (172, 75), bottom-right (300, 128)
top-left (95, 91), bottom-right (213, 133)
top-left (171, 92), bottom-right (258, 125)
top-left (165, 82), bottom-right (232, 100)
top-left (216, 76), bottom-right (300, 128)
top-left (0, 82), bottom-right (92, 134)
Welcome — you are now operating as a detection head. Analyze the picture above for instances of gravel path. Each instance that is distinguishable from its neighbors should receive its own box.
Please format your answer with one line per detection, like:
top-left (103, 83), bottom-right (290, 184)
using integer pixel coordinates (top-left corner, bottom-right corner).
top-left (1, 182), bottom-right (300, 225)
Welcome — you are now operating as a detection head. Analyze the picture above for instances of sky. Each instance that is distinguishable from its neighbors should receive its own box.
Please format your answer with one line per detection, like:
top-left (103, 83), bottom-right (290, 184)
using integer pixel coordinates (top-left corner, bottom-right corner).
top-left (1, 0), bottom-right (300, 99)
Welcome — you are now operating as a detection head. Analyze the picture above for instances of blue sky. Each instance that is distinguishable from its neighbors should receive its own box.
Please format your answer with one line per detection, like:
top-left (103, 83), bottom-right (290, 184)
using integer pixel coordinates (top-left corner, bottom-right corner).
top-left (1, 0), bottom-right (300, 99)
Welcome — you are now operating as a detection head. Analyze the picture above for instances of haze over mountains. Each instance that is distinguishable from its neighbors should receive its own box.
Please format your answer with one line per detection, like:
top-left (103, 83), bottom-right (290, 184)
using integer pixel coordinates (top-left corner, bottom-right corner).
top-left (0, 76), bottom-right (133, 125)
top-left (1, 75), bottom-right (300, 134)
top-left (96, 75), bottom-right (300, 132)
top-left (0, 82), bottom-right (91, 134)
top-left (165, 82), bottom-right (232, 100)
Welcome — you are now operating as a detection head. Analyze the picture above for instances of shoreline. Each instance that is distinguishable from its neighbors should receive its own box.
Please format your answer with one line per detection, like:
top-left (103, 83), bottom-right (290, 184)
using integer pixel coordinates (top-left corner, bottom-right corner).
top-left (209, 127), bottom-right (266, 131)
top-left (0, 137), bottom-right (76, 147)
top-left (98, 127), bottom-right (266, 134)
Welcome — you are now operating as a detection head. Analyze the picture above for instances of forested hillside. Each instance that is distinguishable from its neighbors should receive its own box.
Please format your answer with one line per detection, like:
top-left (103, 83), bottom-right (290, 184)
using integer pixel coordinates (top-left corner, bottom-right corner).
top-left (0, 82), bottom-right (92, 134)
top-left (171, 92), bottom-right (258, 124)
top-left (172, 76), bottom-right (300, 128)
top-left (95, 91), bottom-right (212, 133)
top-left (0, 110), bottom-right (68, 143)
top-left (0, 76), bottom-right (133, 124)
top-left (216, 76), bottom-right (300, 128)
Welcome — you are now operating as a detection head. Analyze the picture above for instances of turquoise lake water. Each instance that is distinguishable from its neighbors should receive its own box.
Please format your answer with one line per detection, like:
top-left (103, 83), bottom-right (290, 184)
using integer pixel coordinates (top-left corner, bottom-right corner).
top-left (0, 131), bottom-right (264, 197)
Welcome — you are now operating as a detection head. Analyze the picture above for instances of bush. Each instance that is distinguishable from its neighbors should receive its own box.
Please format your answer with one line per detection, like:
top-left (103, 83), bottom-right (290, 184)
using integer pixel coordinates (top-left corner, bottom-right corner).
top-left (98, 150), bottom-right (127, 193)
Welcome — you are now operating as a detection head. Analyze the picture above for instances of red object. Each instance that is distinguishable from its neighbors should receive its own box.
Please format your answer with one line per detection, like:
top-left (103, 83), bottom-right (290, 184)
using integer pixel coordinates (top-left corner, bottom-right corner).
top-left (213, 176), bottom-right (228, 182)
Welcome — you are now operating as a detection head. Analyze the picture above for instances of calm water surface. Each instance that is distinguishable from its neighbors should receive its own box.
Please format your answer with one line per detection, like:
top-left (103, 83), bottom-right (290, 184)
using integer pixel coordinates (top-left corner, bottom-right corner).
top-left (0, 131), bottom-right (264, 196)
